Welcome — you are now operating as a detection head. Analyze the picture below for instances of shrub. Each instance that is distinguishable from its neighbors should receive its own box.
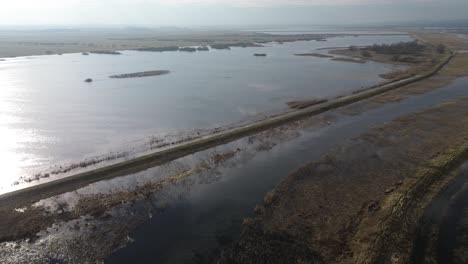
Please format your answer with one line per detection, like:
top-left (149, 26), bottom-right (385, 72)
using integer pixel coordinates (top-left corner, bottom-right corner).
top-left (369, 41), bottom-right (425, 55)
top-left (361, 50), bottom-right (373, 58)
top-left (437, 44), bottom-right (446, 54)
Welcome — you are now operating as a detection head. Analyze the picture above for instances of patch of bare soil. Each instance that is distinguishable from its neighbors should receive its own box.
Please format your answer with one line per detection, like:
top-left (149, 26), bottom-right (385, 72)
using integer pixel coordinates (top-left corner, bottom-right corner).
top-left (219, 97), bottom-right (468, 264)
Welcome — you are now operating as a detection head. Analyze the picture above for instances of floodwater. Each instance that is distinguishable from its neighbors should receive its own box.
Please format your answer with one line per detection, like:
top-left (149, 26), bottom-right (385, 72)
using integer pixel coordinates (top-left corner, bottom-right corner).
top-left (411, 161), bottom-right (468, 264)
top-left (0, 34), bottom-right (411, 191)
top-left (242, 25), bottom-right (404, 35)
top-left (106, 77), bottom-right (468, 264)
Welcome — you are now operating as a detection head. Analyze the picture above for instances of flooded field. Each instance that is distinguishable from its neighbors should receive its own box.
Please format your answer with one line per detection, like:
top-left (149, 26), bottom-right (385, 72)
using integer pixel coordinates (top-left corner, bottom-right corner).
top-left (412, 162), bottom-right (468, 264)
top-left (1, 0), bottom-right (467, 262)
top-left (105, 77), bottom-right (468, 263)
top-left (1, 76), bottom-right (461, 263)
top-left (0, 34), bottom-right (411, 192)
top-left (0, 28), bottom-right (467, 262)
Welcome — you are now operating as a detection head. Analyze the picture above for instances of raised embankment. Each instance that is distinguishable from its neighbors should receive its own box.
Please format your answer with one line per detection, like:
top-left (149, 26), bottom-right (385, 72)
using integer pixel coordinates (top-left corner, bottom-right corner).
top-left (0, 52), bottom-right (454, 207)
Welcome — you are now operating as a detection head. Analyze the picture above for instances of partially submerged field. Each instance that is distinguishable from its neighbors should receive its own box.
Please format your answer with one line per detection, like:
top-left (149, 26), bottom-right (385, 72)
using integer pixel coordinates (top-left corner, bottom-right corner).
top-left (219, 95), bottom-right (468, 264)
top-left (411, 31), bottom-right (468, 51)
top-left (0, 28), bottom-right (372, 58)
top-left (1, 30), bottom-right (468, 263)
top-left (219, 35), bottom-right (468, 264)
top-left (337, 52), bottom-right (468, 115)
top-left (329, 39), bottom-right (447, 80)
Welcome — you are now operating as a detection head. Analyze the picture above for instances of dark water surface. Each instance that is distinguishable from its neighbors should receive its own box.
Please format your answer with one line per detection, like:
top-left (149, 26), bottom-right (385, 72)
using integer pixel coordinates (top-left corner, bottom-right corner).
top-left (106, 78), bottom-right (468, 264)
top-left (411, 161), bottom-right (468, 264)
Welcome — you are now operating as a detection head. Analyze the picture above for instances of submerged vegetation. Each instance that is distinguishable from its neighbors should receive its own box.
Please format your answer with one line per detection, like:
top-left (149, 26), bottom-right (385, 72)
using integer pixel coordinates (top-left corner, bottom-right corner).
top-left (2, 25), bottom-right (468, 264)
top-left (220, 96), bottom-right (468, 264)
top-left (14, 152), bottom-right (128, 185)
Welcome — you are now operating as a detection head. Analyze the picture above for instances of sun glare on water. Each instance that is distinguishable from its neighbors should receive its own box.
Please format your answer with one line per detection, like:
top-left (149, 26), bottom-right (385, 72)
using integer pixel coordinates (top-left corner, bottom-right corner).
top-left (0, 124), bottom-right (24, 192)
top-left (0, 63), bottom-right (43, 194)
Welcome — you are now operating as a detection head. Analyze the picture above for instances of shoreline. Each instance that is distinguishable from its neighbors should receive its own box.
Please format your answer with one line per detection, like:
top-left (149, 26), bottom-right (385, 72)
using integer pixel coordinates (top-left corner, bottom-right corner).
top-left (0, 51), bottom-right (453, 208)
top-left (0, 32), bottom-right (407, 59)
top-left (218, 32), bottom-right (468, 263)
top-left (220, 94), bottom-right (468, 264)
top-left (0, 32), bottom-right (467, 262)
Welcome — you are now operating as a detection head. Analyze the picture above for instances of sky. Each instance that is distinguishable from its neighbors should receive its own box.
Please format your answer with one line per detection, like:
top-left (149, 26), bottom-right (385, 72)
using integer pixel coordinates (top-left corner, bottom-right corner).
top-left (0, 0), bottom-right (467, 27)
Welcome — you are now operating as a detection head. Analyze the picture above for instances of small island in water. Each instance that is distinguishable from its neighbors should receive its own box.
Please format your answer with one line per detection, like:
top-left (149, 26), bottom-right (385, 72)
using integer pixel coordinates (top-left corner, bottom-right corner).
top-left (90, 51), bottom-right (122, 55)
top-left (179, 47), bottom-right (197, 52)
top-left (294, 53), bottom-right (334, 58)
top-left (109, 70), bottom-right (170, 79)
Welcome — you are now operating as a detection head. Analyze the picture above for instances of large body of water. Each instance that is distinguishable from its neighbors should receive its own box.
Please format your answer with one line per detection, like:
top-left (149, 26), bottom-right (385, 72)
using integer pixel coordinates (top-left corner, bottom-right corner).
top-left (0, 34), bottom-right (411, 191)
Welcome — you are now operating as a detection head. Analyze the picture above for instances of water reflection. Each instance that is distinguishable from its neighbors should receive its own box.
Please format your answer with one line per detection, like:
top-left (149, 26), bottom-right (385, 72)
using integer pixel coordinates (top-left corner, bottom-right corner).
top-left (0, 34), bottom-right (412, 190)
top-left (0, 73), bottom-right (40, 192)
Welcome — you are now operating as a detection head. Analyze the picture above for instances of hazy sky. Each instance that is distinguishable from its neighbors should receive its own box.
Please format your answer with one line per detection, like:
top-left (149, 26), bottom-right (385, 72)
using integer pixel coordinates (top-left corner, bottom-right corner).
top-left (0, 0), bottom-right (467, 26)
